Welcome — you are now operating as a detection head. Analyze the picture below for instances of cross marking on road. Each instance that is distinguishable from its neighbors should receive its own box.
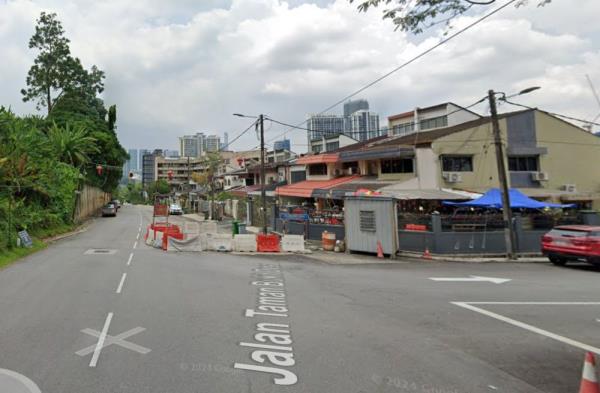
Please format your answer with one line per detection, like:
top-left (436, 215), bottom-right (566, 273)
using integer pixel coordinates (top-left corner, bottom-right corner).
top-left (76, 326), bottom-right (151, 357)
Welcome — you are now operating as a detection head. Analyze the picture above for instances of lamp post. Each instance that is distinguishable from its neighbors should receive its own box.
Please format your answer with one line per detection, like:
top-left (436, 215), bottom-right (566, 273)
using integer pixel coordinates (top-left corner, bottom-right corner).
top-left (233, 113), bottom-right (267, 234)
top-left (488, 86), bottom-right (540, 260)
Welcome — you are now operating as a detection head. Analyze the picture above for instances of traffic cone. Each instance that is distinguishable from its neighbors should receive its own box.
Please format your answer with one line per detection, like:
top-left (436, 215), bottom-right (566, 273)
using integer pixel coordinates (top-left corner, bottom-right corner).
top-left (580, 352), bottom-right (600, 393)
top-left (376, 241), bottom-right (384, 259)
top-left (162, 233), bottom-right (168, 251)
top-left (422, 247), bottom-right (432, 260)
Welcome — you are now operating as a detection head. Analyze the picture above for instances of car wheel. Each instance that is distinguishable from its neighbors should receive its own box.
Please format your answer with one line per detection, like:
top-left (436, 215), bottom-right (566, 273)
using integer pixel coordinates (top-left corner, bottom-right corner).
top-left (549, 255), bottom-right (567, 266)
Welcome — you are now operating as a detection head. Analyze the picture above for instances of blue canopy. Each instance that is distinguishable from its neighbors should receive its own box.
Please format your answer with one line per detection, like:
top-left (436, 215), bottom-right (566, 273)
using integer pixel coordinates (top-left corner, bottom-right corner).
top-left (442, 188), bottom-right (575, 209)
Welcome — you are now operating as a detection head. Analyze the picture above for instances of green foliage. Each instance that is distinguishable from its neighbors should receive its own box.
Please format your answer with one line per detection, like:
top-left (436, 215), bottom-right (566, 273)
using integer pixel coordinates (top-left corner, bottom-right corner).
top-left (47, 122), bottom-right (99, 168)
top-left (215, 192), bottom-right (233, 201)
top-left (350, 0), bottom-right (551, 33)
top-left (21, 12), bottom-right (105, 115)
top-left (147, 180), bottom-right (171, 199)
top-left (120, 183), bottom-right (146, 205)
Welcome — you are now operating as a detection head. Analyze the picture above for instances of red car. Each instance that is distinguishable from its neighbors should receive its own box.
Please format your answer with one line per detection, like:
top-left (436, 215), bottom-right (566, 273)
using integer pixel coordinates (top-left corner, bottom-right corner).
top-left (541, 225), bottom-right (600, 266)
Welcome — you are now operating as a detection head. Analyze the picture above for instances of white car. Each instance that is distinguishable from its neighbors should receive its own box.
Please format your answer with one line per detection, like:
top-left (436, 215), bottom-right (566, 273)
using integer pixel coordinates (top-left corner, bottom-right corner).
top-left (169, 204), bottom-right (183, 215)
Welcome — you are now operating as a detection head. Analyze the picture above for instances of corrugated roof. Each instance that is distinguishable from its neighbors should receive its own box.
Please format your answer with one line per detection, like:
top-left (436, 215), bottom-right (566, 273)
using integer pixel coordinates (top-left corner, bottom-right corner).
top-left (275, 176), bottom-right (360, 198)
top-left (295, 153), bottom-right (340, 165)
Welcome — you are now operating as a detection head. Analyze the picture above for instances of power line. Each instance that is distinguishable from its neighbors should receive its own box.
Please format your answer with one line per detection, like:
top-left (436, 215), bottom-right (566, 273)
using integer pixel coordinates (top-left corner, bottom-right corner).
top-left (255, 0), bottom-right (518, 147)
top-left (221, 119), bottom-right (259, 151)
top-left (500, 99), bottom-right (600, 127)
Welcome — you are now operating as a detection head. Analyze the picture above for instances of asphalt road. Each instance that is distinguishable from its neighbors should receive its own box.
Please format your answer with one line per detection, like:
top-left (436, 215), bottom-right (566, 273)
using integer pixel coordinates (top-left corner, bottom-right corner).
top-left (0, 205), bottom-right (598, 393)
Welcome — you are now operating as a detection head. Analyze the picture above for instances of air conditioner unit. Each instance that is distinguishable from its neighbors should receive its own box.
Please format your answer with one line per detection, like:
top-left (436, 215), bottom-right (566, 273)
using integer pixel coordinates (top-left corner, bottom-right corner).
top-left (443, 172), bottom-right (462, 183)
top-left (564, 184), bottom-right (577, 193)
top-left (531, 172), bottom-right (549, 181)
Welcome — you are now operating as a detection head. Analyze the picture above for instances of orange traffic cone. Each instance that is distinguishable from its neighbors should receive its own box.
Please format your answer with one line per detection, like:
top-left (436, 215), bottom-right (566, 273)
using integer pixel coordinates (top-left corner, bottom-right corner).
top-left (376, 241), bottom-right (384, 259)
top-left (580, 352), bottom-right (600, 393)
top-left (162, 233), bottom-right (168, 251)
top-left (422, 247), bottom-right (432, 260)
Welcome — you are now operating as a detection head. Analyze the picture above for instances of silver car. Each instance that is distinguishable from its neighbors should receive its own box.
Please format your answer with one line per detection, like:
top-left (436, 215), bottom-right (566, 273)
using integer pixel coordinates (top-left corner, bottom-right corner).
top-left (101, 203), bottom-right (117, 217)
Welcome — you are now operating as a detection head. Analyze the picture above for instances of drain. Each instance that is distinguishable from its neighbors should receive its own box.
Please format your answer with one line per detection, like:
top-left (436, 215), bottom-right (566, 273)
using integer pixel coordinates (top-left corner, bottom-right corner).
top-left (84, 249), bottom-right (118, 255)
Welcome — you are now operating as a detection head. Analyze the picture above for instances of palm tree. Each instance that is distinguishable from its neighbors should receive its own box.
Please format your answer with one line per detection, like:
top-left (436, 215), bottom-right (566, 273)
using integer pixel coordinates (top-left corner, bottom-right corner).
top-left (47, 122), bottom-right (99, 168)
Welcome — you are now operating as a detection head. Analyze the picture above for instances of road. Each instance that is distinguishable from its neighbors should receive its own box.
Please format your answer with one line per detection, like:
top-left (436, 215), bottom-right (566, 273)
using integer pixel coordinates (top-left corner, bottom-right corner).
top-left (0, 204), bottom-right (598, 393)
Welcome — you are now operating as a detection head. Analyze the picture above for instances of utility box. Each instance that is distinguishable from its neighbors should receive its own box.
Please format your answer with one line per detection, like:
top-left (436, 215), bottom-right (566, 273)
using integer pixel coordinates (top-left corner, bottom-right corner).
top-left (344, 196), bottom-right (397, 256)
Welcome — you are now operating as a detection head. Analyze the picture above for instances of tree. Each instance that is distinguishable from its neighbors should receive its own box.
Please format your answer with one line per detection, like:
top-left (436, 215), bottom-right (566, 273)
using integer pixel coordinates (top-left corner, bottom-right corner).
top-left (350, 0), bottom-right (551, 34)
top-left (21, 12), bottom-right (105, 115)
top-left (47, 122), bottom-right (99, 168)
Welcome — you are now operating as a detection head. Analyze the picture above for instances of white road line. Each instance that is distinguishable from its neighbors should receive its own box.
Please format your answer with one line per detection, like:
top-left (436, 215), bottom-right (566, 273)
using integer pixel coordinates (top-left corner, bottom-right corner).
top-left (136, 233), bottom-right (140, 240)
top-left (116, 273), bottom-right (127, 294)
top-left (89, 312), bottom-right (113, 367)
top-left (133, 241), bottom-right (138, 249)
top-left (127, 253), bottom-right (134, 266)
top-left (452, 302), bottom-right (600, 355)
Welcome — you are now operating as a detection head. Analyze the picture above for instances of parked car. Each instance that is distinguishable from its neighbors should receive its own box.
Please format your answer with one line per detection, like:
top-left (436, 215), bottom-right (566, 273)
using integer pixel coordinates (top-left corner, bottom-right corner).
top-left (111, 199), bottom-right (121, 210)
top-left (101, 203), bottom-right (117, 217)
top-left (169, 203), bottom-right (183, 215)
top-left (541, 225), bottom-right (600, 266)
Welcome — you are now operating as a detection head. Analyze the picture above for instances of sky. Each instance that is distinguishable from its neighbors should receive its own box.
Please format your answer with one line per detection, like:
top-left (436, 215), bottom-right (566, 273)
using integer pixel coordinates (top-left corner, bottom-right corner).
top-left (1, 0), bottom-right (600, 153)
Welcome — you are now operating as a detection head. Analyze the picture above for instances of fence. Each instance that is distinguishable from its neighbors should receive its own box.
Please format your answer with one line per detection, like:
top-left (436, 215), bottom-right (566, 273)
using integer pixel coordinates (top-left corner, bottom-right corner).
top-left (274, 218), bottom-right (345, 241)
top-left (73, 184), bottom-right (111, 223)
top-left (397, 212), bottom-right (599, 255)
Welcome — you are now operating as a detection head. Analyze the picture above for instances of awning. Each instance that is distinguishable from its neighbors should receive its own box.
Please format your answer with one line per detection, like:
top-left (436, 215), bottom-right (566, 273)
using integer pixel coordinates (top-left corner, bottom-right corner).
top-left (276, 176), bottom-right (359, 198)
top-left (443, 188), bottom-right (574, 208)
top-left (380, 188), bottom-right (478, 200)
top-left (312, 176), bottom-right (396, 200)
top-left (296, 153), bottom-right (339, 165)
top-left (339, 146), bottom-right (414, 162)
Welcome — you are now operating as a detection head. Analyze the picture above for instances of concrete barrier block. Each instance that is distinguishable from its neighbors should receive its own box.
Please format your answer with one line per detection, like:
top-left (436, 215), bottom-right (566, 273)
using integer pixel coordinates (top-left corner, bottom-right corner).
top-left (183, 222), bottom-right (200, 236)
top-left (206, 233), bottom-right (232, 251)
top-left (281, 235), bottom-right (305, 252)
top-left (168, 235), bottom-right (204, 252)
top-left (233, 234), bottom-right (257, 252)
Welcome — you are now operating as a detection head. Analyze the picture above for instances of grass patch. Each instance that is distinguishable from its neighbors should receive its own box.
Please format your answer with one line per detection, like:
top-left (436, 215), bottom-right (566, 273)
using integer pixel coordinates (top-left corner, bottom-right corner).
top-left (0, 222), bottom-right (80, 270)
top-left (0, 239), bottom-right (47, 270)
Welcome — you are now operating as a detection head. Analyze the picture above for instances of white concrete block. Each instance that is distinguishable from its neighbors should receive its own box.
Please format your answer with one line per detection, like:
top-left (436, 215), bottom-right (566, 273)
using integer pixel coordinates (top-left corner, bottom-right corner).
top-left (206, 233), bottom-right (232, 251)
top-left (199, 221), bottom-right (218, 233)
top-left (281, 235), bottom-right (305, 252)
top-left (233, 234), bottom-right (257, 252)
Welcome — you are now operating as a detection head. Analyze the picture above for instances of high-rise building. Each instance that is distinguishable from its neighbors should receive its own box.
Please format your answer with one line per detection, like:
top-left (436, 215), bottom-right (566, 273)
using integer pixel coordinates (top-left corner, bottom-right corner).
top-left (343, 99), bottom-right (369, 118)
top-left (142, 149), bottom-right (163, 187)
top-left (127, 149), bottom-right (139, 172)
top-left (306, 114), bottom-right (345, 141)
top-left (205, 135), bottom-right (221, 153)
top-left (179, 133), bottom-right (205, 158)
top-left (221, 132), bottom-right (229, 150)
top-left (273, 139), bottom-right (291, 152)
top-left (348, 110), bottom-right (380, 141)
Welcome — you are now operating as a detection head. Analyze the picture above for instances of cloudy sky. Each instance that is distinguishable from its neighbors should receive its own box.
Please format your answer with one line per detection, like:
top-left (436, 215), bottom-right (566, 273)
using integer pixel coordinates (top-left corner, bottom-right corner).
top-left (1, 0), bottom-right (599, 152)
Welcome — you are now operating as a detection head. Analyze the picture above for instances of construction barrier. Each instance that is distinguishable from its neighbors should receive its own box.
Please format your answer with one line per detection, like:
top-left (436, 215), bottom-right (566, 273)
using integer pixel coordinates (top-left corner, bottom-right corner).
top-left (257, 233), bottom-right (280, 253)
top-left (206, 233), bottom-right (233, 252)
top-left (199, 221), bottom-right (218, 233)
top-left (151, 223), bottom-right (184, 241)
top-left (281, 235), bottom-right (305, 252)
top-left (168, 235), bottom-right (204, 252)
top-left (233, 234), bottom-right (258, 252)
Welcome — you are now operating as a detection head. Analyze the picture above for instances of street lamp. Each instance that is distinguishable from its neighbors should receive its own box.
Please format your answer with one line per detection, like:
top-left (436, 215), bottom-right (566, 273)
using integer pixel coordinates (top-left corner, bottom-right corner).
top-left (233, 113), bottom-right (267, 234)
top-left (488, 86), bottom-right (541, 260)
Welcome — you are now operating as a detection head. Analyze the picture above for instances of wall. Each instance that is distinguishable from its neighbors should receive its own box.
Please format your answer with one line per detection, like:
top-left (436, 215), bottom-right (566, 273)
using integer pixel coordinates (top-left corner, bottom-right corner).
top-left (74, 185), bottom-right (111, 223)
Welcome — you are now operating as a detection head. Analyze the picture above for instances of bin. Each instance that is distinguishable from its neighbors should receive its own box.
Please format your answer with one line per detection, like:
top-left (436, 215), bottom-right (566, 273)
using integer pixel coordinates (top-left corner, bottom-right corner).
top-left (232, 220), bottom-right (239, 235)
top-left (322, 231), bottom-right (336, 251)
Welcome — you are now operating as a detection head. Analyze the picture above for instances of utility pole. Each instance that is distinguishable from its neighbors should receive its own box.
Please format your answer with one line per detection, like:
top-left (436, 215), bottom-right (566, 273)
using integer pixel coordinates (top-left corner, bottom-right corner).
top-left (488, 90), bottom-right (517, 260)
top-left (259, 114), bottom-right (267, 234)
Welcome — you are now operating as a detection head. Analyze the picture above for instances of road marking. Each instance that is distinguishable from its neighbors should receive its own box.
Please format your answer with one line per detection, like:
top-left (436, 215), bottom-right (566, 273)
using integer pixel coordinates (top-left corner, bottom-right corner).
top-left (133, 241), bottom-right (138, 249)
top-left (430, 276), bottom-right (511, 284)
top-left (116, 273), bottom-right (127, 294)
top-left (77, 327), bottom-right (150, 357)
top-left (452, 302), bottom-right (600, 355)
top-left (136, 233), bottom-right (140, 240)
top-left (127, 252), bottom-right (134, 266)
top-left (0, 368), bottom-right (42, 393)
top-left (89, 312), bottom-right (113, 367)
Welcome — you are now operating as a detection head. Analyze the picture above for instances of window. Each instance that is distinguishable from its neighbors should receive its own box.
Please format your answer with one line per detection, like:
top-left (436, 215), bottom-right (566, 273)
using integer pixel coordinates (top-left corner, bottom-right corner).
top-left (359, 210), bottom-right (376, 232)
top-left (326, 142), bottom-right (339, 151)
top-left (508, 156), bottom-right (538, 172)
top-left (312, 144), bottom-right (323, 153)
top-left (308, 163), bottom-right (327, 176)
top-left (381, 158), bottom-right (414, 174)
top-left (441, 156), bottom-right (473, 172)
top-left (391, 122), bottom-right (414, 136)
top-left (419, 115), bottom-right (448, 130)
